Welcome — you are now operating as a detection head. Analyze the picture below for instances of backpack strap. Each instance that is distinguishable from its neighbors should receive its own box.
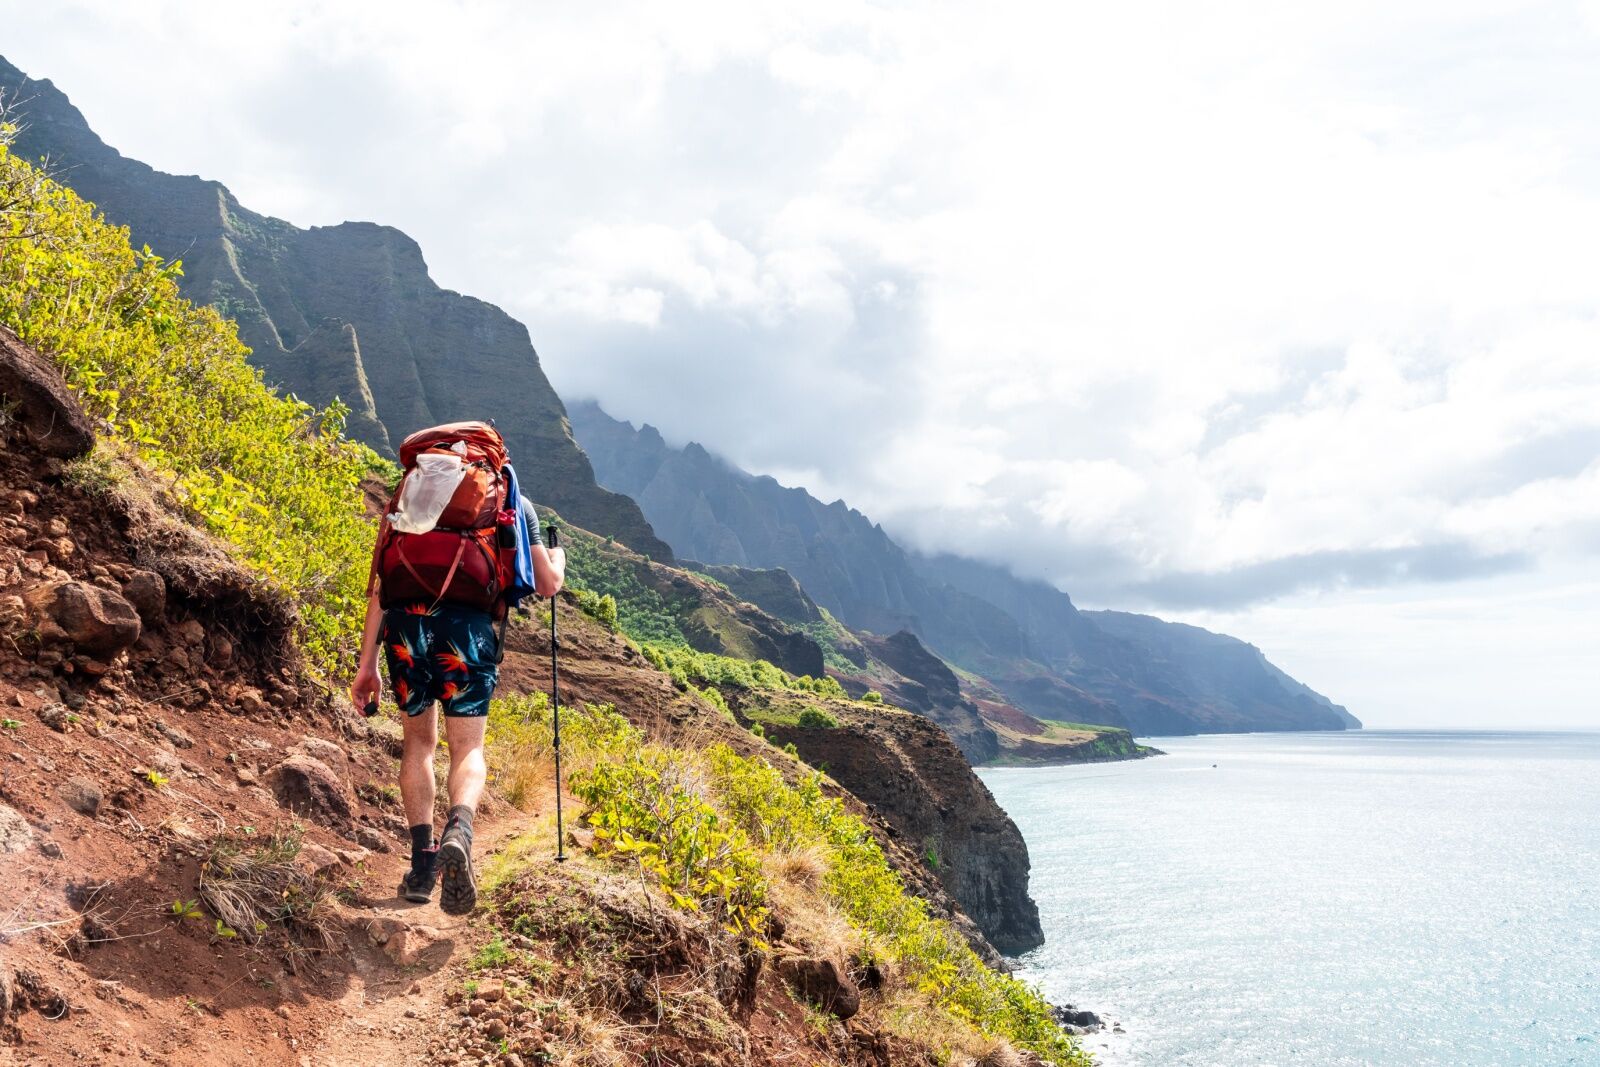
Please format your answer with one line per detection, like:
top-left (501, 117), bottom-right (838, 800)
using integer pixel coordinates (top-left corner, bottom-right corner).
top-left (366, 514), bottom-right (392, 599)
top-left (394, 533), bottom-right (470, 613)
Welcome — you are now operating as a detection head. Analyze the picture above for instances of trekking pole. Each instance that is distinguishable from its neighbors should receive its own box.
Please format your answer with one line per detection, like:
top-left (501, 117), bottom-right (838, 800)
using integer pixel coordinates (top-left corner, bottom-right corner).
top-left (546, 524), bottom-right (566, 863)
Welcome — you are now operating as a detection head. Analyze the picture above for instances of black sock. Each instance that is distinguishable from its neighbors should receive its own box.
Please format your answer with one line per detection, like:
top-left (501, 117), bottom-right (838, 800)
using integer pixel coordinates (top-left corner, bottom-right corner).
top-left (447, 804), bottom-right (475, 838)
top-left (409, 823), bottom-right (435, 870)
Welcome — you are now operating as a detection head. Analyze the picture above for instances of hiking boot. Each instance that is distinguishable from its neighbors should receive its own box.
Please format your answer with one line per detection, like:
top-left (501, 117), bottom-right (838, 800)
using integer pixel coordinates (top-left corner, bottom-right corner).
top-left (398, 847), bottom-right (438, 904)
top-left (437, 819), bottom-right (477, 915)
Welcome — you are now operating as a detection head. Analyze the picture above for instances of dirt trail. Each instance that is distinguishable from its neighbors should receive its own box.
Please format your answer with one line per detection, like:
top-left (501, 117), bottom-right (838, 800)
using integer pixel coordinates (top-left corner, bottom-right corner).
top-left (308, 801), bottom-right (545, 1067)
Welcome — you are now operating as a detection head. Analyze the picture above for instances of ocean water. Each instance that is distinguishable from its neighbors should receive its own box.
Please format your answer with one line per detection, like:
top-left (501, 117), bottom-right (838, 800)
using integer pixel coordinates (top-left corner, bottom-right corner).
top-left (980, 732), bottom-right (1600, 1066)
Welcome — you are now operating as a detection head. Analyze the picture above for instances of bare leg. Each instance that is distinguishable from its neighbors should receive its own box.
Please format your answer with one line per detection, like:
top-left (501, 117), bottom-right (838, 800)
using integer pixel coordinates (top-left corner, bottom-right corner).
top-left (399, 705), bottom-right (439, 829)
top-left (443, 714), bottom-right (488, 813)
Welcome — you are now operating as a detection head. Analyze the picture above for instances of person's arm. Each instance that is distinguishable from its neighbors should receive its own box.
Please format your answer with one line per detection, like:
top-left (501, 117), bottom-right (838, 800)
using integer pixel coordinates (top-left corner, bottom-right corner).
top-left (520, 495), bottom-right (565, 598)
top-left (349, 588), bottom-right (384, 710)
top-left (532, 541), bottom-right (565, 598)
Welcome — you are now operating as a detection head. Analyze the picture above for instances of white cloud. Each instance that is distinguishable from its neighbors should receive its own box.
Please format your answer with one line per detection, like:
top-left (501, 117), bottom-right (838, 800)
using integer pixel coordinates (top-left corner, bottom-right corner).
top-left (4, 0), bottom-right (1598, 725)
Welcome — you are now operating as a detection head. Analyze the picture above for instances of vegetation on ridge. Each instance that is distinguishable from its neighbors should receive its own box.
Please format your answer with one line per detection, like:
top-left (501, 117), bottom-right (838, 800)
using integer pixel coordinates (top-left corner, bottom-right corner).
top-left (0, 120), bottom-right (375, 669)
top-left (483, 697), bottom-right (1090, 1065)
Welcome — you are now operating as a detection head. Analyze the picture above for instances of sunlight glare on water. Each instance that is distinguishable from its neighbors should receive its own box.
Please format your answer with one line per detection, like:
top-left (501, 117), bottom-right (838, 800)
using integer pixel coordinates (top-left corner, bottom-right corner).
top-left (980, 732), bottom-right (1600, 1066)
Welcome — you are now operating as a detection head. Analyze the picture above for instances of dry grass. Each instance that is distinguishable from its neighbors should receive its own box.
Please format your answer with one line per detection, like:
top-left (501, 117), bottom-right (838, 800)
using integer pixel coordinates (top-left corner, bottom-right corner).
top-left (198, 828), bottom-right (340, 960)
top-left (976, 1038), bottom-right (1028, 1067)
top-left (878, 986), bottom-right (998, 1063)
top-left (767, 842), bottom-right (829, 890)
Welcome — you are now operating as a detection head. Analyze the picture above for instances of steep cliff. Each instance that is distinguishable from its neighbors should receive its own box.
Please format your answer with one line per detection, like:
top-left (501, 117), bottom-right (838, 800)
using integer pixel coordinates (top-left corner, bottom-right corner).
top-left (0, 56), bottom-right (671, 560)
top-left (743, 691), bottom-right (1044, 956)
top-left (1086, 610), bottom-right (1360, 731)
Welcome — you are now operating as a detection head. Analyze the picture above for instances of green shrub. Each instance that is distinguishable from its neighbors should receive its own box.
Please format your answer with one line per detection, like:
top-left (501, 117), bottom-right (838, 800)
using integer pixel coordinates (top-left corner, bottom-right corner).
top-left (642, 643), bottom-right (780, 691)
top-left (573, 748), bottom-right (769, 942)
top-left (792, 674), bottom-right (847, 699)
top-left (575, 589), bottom-right (619, 631)
top-left (796, 706), bottom-right (838, 729)
top-left (0, 130), bottom-right (375, 671)
top-left (862, 690), bottom-right (884, 704)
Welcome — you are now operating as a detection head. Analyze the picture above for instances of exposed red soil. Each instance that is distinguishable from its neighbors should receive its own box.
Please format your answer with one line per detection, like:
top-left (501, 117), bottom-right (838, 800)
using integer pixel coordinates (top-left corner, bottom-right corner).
top-left (975, 698), bottom-right (1046, 736)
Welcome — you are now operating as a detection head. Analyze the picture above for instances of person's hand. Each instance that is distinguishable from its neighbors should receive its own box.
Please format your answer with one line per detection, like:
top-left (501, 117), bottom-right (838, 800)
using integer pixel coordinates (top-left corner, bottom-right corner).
top-left (350, 660), bottom-right (382, 713)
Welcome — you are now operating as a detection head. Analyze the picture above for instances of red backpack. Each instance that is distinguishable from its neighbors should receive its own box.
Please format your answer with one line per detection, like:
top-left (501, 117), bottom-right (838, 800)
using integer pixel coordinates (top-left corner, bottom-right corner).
top-left (369, 421), bottom-right (517, 615)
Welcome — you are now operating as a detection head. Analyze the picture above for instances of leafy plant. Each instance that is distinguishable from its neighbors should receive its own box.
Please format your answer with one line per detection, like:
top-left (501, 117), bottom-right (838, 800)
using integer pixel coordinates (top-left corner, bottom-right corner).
top-left (862, 690), bottom-right (884, 704)
top-left (145, 769), bottom-right (170, 789)
top-left (0, 718), bottom-right (19, 730)
top-left (471, 936), bottom-right (511, 971)
top-left (574, 749), bottom-right (770, 946)
top-left (796, 706), bottom-right (838, 729)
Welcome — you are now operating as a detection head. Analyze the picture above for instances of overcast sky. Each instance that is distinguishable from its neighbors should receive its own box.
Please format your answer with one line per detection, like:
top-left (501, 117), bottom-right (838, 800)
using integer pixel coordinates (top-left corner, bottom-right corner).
top-left (5, 1), bottom-right (1598, 728)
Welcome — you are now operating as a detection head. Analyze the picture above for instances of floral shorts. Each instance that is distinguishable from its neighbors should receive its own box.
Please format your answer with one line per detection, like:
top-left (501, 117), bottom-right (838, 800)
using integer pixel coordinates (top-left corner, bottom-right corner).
top-left (381, 602), bottom-right (500, 718)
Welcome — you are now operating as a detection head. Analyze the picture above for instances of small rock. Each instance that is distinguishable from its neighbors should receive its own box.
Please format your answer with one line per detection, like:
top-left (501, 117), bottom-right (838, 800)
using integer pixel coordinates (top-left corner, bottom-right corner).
top-left (775, 954), bottom-right (860, 1020)
top-left (174, 619), bottom-right (206, 647)
top-left (0, 802), bottom-right (34, 853)
top-left (485, 1019), bottom-right (508, 1040)
top-left (39, 840), bottom-right (63, 859)
top-left (1052, 1006), bottom-right (1103, 1031)
top-left (155, 721), bottom-right (194, 749)
top-left (21, 580), bottom-right (141, 656)
top-left (235, 766), bottom-right (258, 785)
top-left (37, 702), bottom-right (72, 732)
top-left (296, 736), bottom-right (346, 766)
top-left (210, 635), bottom-right (234, 667)
top-left (237, 688), bottom-right (267, 717)
top-left (296, 842), bottom-right (343, 879)
top-left (45, 517), bottom-right (68, 538)
top-left (58, 776), bottom-right (102, 817)
top-left (468, 999), bottom-right (490, 1017)
top-left (119, 570), bottom-right (166, 623)
top-left (354, 826), bottom-right (389, 852)
top-left (83, 657), bottom-right (115, 678)
top-left (336, 846), bottom-right (371, 867)
top-left (265, 754), bottom-right (353, 825)
top-left (367, 916), bottom-right (406, 946)
top-left (476, 979), bottom-right (504, 1003)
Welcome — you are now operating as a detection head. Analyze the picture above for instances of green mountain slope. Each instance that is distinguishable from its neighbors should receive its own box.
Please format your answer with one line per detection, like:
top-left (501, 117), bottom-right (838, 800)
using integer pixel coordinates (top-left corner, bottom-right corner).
top-left (571, 401), bottom-right (1360, 734)
top-left (0, 55), bottom-right (671, 560)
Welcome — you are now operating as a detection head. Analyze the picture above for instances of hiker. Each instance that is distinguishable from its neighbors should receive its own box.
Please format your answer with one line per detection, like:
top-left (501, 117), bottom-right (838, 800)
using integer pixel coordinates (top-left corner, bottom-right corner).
top-left (349, 422), bottom-right (565, 914)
